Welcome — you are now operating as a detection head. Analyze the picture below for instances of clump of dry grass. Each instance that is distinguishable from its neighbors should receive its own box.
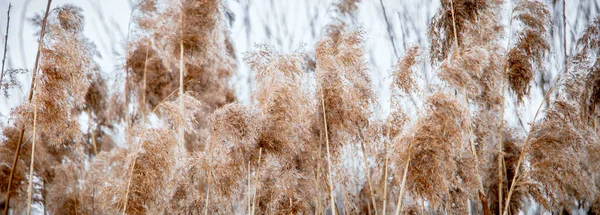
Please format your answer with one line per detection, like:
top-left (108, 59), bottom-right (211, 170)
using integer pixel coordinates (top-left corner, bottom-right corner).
top-left (392, 46), bottom-right (420, 96)
top-left (521, 99), bottom-right (595, 212)
top-left (0, 127), bottom-right (28, 207)
top-left (125, 0), bottom-right (236, 153)
top-left (91, 94), bottom-right (198, 214)
top-left (575, 17), bottom-right (600, 124)
top-left (506, 0), bottom-right (551, 102)
top-left (207, 103), bottom-right (263, 207)
top-left (315, 29), bottom-right (374, 153)
top-left (336, 0), bottom-right (361, 17)
top-left (428, 0), bottom-right (491, 62)
top-left (244, 44), bottom-right (317, 214)
top-left (245, 45), bottom-right (312, 157)
top-left (13, 4), bottom-right (95, 147)
top-left (394, 93), bottom-right (476, 213)
top-left (44, 162), bottom-right (83, 214)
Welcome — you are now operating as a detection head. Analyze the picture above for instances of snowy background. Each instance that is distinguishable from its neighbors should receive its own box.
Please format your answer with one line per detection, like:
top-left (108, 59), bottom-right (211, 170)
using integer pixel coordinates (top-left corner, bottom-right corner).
top-left (0, 0), bottom-right (599, 138)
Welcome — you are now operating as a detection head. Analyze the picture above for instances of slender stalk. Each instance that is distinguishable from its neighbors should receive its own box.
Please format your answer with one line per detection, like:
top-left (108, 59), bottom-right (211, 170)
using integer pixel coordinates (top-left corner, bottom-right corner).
top-left (358, 130), bottom-right (377, 215)
top-left (320, 90), bottom-right (336, 215)
top-left (26, 83), bottom-right (38, 215)
top-left (449, 0), bottom-right (459, 52)
top-left (393, 147), bottom-right (411, 215)
top-left (3, 1), bottom-right (52, 214)
top-left (92, 173), bottom-right (95, 215)
top-left (142, 41), bottom-right (150, 116)
top-left (381, 93), bottom-right (393, 215)
top-left (498, 7), bottom-right (515, 214)
top-left (250, 148), bottom-right (263, 215)
top-left (247, 163), bottom-right (251, 214)
top-left (203, 138), bottom-right (214, 215)
top-left (178, 7), bottom-right (185, 148)
top-left (313, 170), bottom-right (321, 215)
top-left (316, 134), bottom-right (324, 215)
top-left (0, 3), bottom-right (11, 90)
top-left (124, 69), bottom-right (130, 144)
top-left (122, 134), bottom-right (146, 215)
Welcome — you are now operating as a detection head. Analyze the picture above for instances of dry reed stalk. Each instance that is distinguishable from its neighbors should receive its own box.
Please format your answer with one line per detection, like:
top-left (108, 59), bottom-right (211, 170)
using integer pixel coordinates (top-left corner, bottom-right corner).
top-left (250, 148), bottom-right (263, 215)
top-left (313, 169), bottom-right (322, 215)
top-left (178, 4), bottom-right (185, 148)
top-left (381, 113), bottom-right (391, 215)
top-left (25, 78), bottom-right (38, 215)
top-left (142, 41), bottom-right (150, 116)
top-left (121, 133), bottom-right (146, 215)
top-left (497, 6), bottom-right (516, 214)
top-left (247, 163), bottom-right (251, 214)
top-left (316, 135), bottom-right (324, 215)
top-left (3, 1), bottom-right (52, 214)
top-left (497, 63), bottom-right (506, 215)
top-left (0, 3), bottom-right (11, 91)
top-left (393, 145), bottom-right (411, 215)
top-left (449, 0), bottom-right (459, 53)
top-left (204, 137), bottom-right (214, 215)
top-left (358, 130), bottom-right (377, 215)
top-left (320, 90), bottom-right (336, 215)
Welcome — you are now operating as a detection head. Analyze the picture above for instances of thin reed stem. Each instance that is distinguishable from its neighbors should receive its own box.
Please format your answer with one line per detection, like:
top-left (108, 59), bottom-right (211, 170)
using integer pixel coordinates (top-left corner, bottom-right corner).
top-left (320, 90), bottom-right (336, 215)
top-left (313, 169), bottom-right (321, 215)
top-left (178, 7), bottom-right (185, 148)
top-left (3, 1), bottom-right (52, 214)
top-left (358, 130), bottom-right (378, 215)
top-left (122, 134), bottom-right (146, 215)
top-left (393, 146), bottom-right (411, 215)
top-left (247, 163), bottom-right (251, 214)
top-left (498, 80), bottom-right (506, 215)
top-left (25, 72), bottom-right (39, 215)
top-left (381, 92), bottom-right (393, 215)
top-left (142, 41), bottom-right (150, 116)
top-left (250, 148), bottom-right (263, 215)
top-left (498, 7), bottom-right (515, 214)
top-left (203, 141), bottom-right (214, 215)
top-left (449, 0), bottom-right (459, 52)
top-left (0, 3), bottom-right (11, 90)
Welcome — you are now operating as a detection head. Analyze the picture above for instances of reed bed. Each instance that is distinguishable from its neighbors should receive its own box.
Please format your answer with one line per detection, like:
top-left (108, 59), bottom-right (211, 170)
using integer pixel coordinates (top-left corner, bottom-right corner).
top-left (1, 0), bottom-right (599, 214)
